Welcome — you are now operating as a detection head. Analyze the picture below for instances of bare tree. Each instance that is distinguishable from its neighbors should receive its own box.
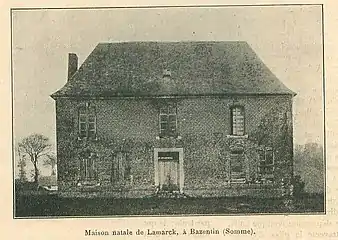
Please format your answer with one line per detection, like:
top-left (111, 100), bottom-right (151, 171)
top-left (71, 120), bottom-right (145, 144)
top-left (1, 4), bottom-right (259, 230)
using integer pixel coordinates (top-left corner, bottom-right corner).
top-left (43, 153), bottom-right (57, 176)
top-left (17, 147), bottom-right (27, 182)
top-left (18, 134), bottom-right (51, 185)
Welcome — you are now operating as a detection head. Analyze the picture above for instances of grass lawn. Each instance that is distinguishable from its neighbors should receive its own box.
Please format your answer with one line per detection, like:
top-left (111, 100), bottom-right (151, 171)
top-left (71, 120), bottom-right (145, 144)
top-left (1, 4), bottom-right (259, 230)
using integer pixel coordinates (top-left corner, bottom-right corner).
top-left (15, 193), bottom-right (324, 217)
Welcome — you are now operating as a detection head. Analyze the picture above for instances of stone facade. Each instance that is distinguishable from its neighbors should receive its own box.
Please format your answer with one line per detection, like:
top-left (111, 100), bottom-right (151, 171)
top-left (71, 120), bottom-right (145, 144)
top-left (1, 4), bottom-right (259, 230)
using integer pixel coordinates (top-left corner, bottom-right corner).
top-left (55, 95), bottom-right (294, 198)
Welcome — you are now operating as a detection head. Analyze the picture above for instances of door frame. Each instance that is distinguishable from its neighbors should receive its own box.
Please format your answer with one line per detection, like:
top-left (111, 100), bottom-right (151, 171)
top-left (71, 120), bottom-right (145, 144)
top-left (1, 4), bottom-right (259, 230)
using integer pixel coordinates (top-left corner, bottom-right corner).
top-left (154, 148), bottom-right (184, 193)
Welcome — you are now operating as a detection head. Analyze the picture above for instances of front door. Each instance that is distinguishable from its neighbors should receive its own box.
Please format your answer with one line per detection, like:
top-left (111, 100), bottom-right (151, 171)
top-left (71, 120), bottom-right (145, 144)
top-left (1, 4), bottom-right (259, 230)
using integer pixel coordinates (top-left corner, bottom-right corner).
top-left (159, 160), bottom-right (179, 191)
top-left (157, 151), bottom-right (181, 191)
top-left (154, 148), bottom-right (184, 193)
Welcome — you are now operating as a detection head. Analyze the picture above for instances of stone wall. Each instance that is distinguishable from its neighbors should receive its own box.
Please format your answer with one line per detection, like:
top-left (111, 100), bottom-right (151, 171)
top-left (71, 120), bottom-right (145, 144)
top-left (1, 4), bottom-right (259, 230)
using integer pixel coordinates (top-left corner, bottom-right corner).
top-left (55, 95), bottom-right (293, 197)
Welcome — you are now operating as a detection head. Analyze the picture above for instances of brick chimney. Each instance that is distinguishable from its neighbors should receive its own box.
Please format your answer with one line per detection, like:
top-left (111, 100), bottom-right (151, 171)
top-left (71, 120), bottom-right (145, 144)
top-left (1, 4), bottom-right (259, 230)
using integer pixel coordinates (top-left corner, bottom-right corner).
top-left (68, 53), bottom-right (78, 80)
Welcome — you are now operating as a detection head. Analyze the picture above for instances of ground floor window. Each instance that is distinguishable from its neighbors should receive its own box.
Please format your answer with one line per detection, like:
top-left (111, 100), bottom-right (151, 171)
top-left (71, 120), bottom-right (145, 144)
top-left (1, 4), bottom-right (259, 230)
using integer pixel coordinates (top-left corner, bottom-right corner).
top-left (80, 156), bottom-right (96, 181)
top-left (111, 151), bottom-right (130, 183)
top-left (258, 148), bottom-right (274, 177)
top-left (230, 150), bottom-right (245, 179)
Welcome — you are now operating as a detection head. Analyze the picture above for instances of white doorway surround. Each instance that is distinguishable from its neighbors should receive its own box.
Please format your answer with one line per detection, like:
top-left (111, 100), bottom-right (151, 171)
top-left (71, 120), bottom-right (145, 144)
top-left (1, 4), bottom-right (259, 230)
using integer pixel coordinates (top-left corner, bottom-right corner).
top-left (154, 148), bottom-right (184, 193)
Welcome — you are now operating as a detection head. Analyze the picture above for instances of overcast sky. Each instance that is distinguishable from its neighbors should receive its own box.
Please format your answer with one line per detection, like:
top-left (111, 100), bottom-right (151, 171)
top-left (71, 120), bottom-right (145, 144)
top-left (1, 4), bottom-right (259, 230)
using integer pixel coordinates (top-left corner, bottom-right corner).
top-left (12, 5), bottom-right (323, 154)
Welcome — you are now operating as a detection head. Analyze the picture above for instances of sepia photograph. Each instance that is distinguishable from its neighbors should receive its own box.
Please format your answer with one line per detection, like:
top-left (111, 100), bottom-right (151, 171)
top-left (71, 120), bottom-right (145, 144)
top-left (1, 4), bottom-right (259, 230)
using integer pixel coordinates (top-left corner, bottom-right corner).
top-left (12, 5), bottom-right (325, 218)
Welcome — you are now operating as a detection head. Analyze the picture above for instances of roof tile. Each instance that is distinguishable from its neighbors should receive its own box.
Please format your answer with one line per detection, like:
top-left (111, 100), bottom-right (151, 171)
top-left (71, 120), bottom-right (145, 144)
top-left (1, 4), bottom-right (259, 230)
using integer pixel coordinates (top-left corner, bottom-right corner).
top-left (51, 41), bottom-right (295, 98)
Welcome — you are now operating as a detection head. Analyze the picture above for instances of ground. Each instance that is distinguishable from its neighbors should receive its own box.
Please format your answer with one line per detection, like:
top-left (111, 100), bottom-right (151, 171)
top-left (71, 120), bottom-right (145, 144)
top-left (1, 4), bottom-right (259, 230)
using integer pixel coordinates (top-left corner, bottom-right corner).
top-left (15, 193), bottom-right (324, 217)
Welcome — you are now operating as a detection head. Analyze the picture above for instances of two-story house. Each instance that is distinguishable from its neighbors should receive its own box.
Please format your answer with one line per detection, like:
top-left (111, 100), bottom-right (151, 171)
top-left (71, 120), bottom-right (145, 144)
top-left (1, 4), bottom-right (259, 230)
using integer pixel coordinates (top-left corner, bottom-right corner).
top-left (51, 41), bottom-right (295, 198)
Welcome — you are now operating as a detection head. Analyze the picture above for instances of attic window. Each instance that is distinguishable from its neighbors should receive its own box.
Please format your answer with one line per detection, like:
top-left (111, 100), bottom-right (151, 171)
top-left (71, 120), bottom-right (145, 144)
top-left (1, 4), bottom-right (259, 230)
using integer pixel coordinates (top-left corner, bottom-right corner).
top-left (163, 69), bottom-right (171, 78)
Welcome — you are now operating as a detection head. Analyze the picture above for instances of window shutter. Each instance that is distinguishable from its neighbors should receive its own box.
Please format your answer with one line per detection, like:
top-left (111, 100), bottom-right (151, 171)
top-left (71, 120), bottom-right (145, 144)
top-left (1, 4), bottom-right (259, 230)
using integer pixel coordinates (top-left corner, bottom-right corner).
top-left (78, 105), bottom-right (96, 139)
top-left (88, 106), bottom-right (96, 139)
top-left (111, 161), bottom-right (116, 183)
top-left (88, 114), bottom-right (96, 138)
top-left (266, 149), bottom-right (274, 165)
top-left (118, 153), bottom-right (125, 181)
top-left (80, 159), bottom-right (85, 180)
top-left (87, 158), bottom-right (93, 179)
top-left (168, 115), bottom-right (177, 135)
top-left (231, 106), bottom-right (244, 136)
top-left (258, 148), bottom-right (274, 175)
top-left (230, 151), bottom-right (245, 179)
top-left (160, 115), bottom-right (169, 136)
top-left (79, 108), bottom-right (87, 138)
top-left (111, 152), bottom-right (129, 183)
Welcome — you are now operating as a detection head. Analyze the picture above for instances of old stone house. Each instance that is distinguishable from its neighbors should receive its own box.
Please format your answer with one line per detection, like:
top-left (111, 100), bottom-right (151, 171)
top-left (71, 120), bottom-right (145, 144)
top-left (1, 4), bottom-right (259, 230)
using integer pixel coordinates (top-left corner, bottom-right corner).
top-left (51, 41), bottom-right (295, 198)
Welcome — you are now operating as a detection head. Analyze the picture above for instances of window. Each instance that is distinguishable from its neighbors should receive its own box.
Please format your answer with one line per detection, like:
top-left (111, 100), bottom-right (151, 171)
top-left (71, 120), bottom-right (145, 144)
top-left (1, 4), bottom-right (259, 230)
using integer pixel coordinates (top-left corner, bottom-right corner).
top-left (258, 148), bottom-right (274, 175)
top-left (162, 69), bottom-right (172, 77)
top-left (80, 155), bottom-right (96, 181)
top-left (159, 103), bottom-right (177, 137)
top-left (230, 106), bottom-right (245, 136)
top-left (230, 150), bottom-right (245, 179)
top-left (111, 152), bottom-right (130, 183)
top-left (78, 104), bottom-right (96, 139)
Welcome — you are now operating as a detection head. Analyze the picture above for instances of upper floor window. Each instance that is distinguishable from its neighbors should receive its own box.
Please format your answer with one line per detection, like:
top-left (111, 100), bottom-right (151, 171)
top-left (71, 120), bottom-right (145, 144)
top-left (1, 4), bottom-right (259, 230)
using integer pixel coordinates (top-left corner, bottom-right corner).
top-left (159, 103), bottom-right (177, 137)
top-left (230, 106), bottom-right (245, 136)
top-left (79, 104), bottom-right (96, 139)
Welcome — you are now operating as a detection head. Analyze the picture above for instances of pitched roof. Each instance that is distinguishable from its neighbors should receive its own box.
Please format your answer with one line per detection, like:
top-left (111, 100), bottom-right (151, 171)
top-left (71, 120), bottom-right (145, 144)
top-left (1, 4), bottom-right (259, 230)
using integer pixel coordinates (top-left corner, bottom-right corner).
top-left (51, 41), bottom-right (295, 98)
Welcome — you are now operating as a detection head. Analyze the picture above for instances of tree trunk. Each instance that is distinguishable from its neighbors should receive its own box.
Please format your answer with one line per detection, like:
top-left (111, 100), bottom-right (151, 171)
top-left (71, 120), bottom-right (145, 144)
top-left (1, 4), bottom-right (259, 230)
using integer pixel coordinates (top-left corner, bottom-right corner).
top-left (29, 154), bottom-right (40, 190)
top-left (34, 164), bottom-right (39, 183)
top-left (51, 167), bottom-right (56, 176)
